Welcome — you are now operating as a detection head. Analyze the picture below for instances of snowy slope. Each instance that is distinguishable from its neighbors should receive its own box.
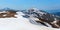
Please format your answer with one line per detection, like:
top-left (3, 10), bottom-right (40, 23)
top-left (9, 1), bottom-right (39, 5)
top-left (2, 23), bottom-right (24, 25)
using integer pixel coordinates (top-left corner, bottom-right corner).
top-left (0, 12), bottom-right (59, 30)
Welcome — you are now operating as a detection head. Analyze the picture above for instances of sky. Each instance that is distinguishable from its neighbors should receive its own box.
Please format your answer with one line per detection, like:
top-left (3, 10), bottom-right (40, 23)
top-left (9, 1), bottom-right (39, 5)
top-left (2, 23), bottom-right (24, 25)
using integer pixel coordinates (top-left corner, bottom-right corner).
top-left (0, 0), bottom-right (60, 10)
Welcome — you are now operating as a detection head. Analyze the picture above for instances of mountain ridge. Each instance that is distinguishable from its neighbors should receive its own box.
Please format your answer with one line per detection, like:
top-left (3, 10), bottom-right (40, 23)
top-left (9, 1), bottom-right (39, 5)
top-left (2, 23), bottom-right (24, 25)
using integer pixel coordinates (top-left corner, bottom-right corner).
top-left (22, 8), bottom-right (60, 28)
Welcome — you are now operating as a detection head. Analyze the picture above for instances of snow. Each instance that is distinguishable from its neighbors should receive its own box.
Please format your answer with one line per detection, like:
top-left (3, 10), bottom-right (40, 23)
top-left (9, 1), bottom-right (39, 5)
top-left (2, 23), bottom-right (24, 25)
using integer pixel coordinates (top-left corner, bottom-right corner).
top-left (0, 12), bottom-right (59, 30)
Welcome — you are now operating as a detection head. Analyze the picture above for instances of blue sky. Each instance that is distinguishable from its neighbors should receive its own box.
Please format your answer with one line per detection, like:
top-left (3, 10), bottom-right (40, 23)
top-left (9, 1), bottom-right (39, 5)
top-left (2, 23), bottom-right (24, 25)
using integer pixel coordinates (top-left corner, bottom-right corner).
top-left (0, 0), bottom-right (60, 10)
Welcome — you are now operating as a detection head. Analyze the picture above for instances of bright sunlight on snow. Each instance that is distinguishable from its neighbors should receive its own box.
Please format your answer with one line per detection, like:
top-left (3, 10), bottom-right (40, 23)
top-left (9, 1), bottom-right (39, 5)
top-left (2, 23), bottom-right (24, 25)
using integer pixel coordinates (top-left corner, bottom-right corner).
top-left (0, 12), bottom-right (59, 30)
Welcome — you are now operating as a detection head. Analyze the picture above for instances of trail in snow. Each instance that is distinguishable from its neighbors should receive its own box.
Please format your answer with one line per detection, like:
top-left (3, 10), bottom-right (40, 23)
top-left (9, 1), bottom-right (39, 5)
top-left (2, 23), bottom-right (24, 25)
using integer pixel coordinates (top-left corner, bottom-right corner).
top-left (0, 12), bottom-right (59, 30)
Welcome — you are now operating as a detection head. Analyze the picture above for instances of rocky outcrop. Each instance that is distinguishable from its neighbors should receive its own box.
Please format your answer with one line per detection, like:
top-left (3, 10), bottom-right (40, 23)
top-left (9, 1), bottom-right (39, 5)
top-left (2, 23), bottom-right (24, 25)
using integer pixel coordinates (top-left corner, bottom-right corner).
top-left (0, 10), bottom-right (17, 18)
top-left (22, 8), bottom-right (60, 28)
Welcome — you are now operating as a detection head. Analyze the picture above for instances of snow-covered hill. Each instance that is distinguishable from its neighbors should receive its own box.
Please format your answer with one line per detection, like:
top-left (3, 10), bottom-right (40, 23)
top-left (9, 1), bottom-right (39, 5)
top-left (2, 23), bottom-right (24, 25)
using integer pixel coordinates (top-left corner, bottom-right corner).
top-left (0, 11), bottom-right (59, 30)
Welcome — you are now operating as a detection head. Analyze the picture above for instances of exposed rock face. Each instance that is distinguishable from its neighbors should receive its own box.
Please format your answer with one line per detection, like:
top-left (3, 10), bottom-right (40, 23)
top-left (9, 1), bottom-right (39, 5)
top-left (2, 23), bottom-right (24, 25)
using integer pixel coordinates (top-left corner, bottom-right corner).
top-left (0, 10), bottom-right (17, 18)
top-left (22, 8), bottom-right (60, 28)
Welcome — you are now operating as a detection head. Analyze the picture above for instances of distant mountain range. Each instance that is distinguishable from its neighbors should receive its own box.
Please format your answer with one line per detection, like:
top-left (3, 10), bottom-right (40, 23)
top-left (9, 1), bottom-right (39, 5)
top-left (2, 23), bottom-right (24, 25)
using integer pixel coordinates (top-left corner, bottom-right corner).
top-left (44, 9), bottom-right (60, 16)
top-left (0, 8), bottom-right (60, 16)
top-left (51, 12), bottom-right (60, 16)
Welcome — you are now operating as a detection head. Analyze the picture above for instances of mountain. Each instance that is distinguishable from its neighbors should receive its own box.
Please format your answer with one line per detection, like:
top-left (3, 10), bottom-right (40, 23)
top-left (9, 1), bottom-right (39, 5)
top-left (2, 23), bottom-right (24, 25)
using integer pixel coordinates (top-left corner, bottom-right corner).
top-left (44, 9), bottom-right (60, 13)
top-left (0, 11), bottom-right (59, 30)
top-left (51, 12), bottom-right (60, 16)
top-left (22, 8), bottom-right (60, 28)
top-left (0, 8), bottom-right (19, 12)
top-left (0, 8), bottom-right (60, 30)
top-left (22, 8), bottom-right (60, 21)
top-left (44, 9), bottom-right (60, 16)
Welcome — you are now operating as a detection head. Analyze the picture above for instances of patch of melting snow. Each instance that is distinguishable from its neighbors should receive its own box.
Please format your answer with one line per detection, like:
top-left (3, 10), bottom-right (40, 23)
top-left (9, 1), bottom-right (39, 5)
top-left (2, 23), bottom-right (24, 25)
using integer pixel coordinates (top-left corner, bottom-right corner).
top-left (0, 12), bottom-right (59, 30)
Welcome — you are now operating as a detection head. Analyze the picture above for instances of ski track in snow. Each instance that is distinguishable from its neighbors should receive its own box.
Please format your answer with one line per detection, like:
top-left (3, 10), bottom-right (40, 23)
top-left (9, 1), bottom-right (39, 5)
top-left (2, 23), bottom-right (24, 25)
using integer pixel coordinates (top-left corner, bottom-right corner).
top-left (0, 12), bottom-right (59, 30)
